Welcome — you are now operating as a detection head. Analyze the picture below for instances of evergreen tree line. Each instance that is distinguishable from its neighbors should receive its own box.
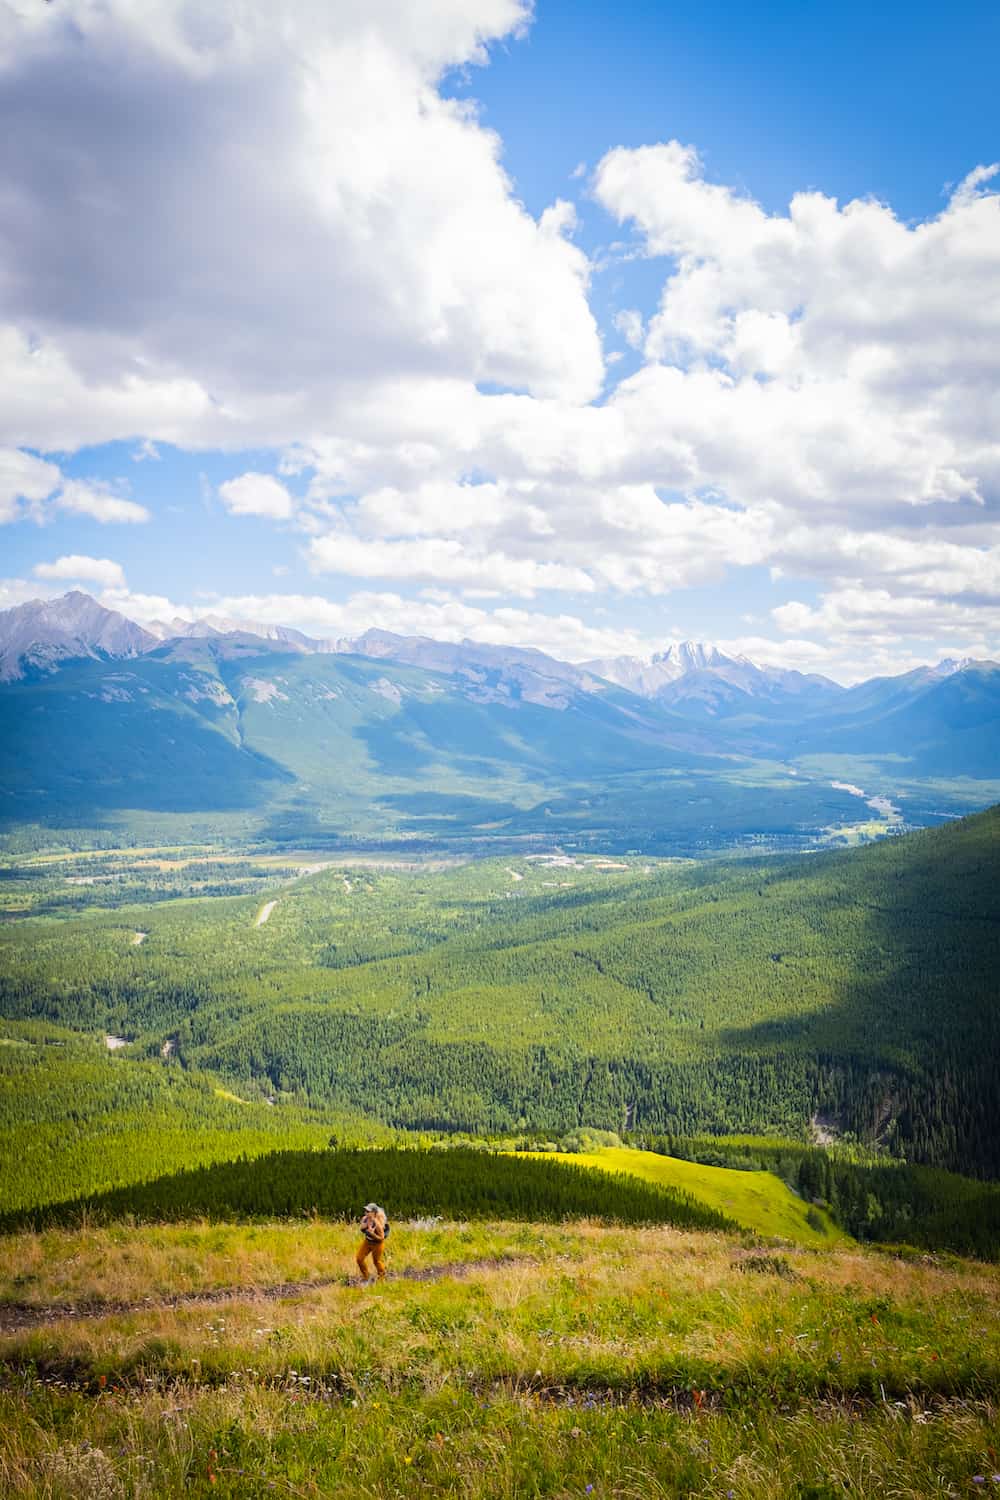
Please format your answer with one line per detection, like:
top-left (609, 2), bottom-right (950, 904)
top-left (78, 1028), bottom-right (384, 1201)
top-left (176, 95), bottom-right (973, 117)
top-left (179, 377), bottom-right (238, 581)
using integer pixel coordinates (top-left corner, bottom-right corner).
top-left (0, 1147), bottom-right (736, 1235)
top-left (637, 1134), bottom-right (1000, 1260)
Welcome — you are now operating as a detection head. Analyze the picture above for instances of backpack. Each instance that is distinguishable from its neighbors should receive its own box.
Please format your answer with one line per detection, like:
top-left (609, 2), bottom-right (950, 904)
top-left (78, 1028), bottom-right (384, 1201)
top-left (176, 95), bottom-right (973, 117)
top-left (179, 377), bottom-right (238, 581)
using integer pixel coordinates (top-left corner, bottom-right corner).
top-left (361, 1208), bottom-right (390, 1242)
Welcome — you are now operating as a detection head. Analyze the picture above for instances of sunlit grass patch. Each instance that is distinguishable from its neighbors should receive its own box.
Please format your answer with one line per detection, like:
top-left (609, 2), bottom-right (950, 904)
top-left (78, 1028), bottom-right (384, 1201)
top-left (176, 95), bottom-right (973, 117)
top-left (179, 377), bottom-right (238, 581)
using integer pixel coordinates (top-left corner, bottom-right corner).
top-left (2, 1222), bottom-right (997, 1402)
top-left (518, 1147), bottom-right (848, 1247)
top-left (2, 1219), bottom-right (1000, 1495)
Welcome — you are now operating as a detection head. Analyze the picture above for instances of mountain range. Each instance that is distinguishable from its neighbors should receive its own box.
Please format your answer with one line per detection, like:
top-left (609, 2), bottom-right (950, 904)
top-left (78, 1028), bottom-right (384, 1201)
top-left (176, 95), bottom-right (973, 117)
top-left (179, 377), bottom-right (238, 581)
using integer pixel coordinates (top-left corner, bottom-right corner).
top-left (2, 591), bottom-right (998, 846)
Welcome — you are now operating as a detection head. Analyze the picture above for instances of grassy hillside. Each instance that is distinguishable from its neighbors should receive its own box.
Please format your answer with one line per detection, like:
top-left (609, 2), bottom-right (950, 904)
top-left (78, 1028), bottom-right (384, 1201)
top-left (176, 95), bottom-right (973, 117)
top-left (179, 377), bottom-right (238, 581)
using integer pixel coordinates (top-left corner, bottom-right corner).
top-left (520, 1146), bottom-right (847, 1247)
top-left (2, 1218), bottom-right (1000, 1497)
top-left (2, 806), bottom-right (998, 1173)
top-left (2, 1147), bottom-right (735, 1237)
top-left (0, 1027), bottom-right (396, 1216)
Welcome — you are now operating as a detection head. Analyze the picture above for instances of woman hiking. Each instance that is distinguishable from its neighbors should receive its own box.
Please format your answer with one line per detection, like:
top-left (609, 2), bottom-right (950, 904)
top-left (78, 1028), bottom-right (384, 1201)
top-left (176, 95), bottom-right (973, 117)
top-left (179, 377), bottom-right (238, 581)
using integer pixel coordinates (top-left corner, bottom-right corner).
top-left (356, 1202), bottom-right (390, 1282)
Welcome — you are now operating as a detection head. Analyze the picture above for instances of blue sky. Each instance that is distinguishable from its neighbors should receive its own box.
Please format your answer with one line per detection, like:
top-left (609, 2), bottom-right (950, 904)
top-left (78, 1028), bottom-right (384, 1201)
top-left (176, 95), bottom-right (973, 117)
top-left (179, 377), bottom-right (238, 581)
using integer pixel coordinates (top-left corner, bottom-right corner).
top-left (2, 0), bottom-right (999, 680)
top-left (448, 0), bottom-right (999, 223)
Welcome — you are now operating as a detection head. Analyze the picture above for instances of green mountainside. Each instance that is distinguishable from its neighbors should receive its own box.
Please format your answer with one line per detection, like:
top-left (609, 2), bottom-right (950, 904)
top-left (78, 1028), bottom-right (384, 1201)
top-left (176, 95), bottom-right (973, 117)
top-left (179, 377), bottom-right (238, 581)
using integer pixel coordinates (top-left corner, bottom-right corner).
top-left (4, 636), bottom-right (996, 855)
top-left (3, 806), bottom-right (997, 1175)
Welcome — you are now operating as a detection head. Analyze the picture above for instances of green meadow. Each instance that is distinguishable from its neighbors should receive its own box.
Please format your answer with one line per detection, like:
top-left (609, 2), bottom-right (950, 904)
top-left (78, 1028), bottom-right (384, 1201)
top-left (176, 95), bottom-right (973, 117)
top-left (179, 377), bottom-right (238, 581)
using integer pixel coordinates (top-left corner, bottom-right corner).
top-left (2, 1218), bottom-right (1000, 1498)
top-left (519, 1147), bottom-right (848, 1247)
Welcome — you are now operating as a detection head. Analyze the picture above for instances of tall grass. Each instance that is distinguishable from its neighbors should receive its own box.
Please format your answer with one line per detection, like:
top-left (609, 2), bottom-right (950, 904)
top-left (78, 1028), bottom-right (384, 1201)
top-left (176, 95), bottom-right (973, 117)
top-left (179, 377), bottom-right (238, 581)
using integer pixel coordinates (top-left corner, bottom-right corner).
top-left (2, 1219), bottom-right (1000, 1496)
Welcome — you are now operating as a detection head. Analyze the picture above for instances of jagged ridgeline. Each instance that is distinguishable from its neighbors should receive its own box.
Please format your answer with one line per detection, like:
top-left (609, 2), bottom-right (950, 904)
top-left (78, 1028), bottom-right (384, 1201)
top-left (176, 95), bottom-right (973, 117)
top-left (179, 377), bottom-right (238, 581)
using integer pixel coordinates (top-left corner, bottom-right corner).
top-left (2, 805), bottom-right (998, 1177)
top-left (0, 1148), bottom-right (734, 1234)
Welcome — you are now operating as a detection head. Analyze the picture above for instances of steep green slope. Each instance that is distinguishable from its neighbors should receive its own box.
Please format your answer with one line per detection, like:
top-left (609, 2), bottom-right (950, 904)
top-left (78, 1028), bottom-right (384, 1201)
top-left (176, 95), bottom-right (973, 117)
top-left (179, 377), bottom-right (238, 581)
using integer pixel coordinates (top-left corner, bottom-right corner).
top-left (0, 656), bottom-right (292, 815)
top-left (0, 1026), bottom-right (387, 1215)
top-left (519, 1146), bottom-right (847, 1245)
top-left (2, 807), bottom-right (997, 1172)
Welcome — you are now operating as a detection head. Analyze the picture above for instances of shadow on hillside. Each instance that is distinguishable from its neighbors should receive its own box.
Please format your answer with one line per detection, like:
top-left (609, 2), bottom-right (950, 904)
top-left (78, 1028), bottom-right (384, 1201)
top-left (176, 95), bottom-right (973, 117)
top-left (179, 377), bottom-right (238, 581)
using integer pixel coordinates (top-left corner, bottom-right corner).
top-left (701, 810), bottom-right (1000, 1169)
top-left (1, 1148), bottom-right (732, 1236)
top-left (380, 790), bottom-right (526, 829)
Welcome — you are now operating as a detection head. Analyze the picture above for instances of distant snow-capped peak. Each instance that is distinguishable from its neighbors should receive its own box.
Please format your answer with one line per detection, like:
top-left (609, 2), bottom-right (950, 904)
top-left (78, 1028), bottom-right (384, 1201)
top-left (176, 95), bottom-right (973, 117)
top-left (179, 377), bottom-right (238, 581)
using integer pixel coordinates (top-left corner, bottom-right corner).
top-left (147, 614), bottom-right (317, 646)
top-left (931, 656), bottom-right (979, 677)
top-left (580, 641), bottom-right (842, 708)
top-left (654, 641), bottom-right (744, 675)
top-left (581, 641), bottom-right (743, 693)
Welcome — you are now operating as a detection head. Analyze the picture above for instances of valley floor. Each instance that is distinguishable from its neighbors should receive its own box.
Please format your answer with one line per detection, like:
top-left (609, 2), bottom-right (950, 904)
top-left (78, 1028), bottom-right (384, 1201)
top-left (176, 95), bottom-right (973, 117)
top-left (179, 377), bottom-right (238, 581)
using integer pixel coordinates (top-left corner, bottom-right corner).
top-left (2, 1219), bottom-right (999, 1497)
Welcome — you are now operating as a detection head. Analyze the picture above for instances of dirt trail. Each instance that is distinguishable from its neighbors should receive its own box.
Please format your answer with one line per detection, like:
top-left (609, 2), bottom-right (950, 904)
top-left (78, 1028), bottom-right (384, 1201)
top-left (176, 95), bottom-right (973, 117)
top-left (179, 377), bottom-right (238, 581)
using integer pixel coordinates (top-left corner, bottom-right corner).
top-left (0, 1256), bottom-right (535, 1334)
top-left (254, 900), bottom-right (277, 928)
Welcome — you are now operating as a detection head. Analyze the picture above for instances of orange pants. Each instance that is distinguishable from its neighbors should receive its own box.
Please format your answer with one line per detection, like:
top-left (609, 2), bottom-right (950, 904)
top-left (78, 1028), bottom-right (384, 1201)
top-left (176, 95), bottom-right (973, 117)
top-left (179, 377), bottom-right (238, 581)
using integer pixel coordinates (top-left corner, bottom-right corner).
top-left (356, 1237), bottom-right (386, 1280)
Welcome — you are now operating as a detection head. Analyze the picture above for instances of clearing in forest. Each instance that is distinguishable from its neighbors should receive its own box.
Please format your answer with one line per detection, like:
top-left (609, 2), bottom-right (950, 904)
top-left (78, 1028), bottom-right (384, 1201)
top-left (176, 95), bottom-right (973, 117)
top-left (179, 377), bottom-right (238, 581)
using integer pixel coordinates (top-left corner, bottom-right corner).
top-left (253, 900), bottom-right (277, 927)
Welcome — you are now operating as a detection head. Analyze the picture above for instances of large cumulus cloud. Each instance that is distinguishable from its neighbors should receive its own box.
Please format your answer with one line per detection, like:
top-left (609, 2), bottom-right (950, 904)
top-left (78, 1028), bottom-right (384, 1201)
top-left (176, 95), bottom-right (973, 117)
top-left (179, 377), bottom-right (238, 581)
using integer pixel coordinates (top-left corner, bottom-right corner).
top-left (2, 1), bottom-right (1000, 679)
top-left (0, 0), bottom-right (601, 456)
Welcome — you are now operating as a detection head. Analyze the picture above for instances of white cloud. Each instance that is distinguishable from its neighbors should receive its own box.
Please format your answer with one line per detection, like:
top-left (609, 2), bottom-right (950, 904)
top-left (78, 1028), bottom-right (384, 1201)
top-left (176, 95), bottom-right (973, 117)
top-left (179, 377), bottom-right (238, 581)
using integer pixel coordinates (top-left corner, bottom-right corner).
top-left (307, 532), bottom-right (594, 597)
top-left (713, 627), bottom-right (959, 685)
top-left (0, 0), bottom-right (601, 457)
top-left (0, 447), bottom-right (61, 523)
top-left (613, 308), bottom-right (645, 350)
top-left (1, 6), bottom-right (998, 680)
top-left (55, 479), bottom-right (150, 525)
top-left (591, 147), bottom-right (1000, 523)
top-left (34, 554), bottom-right (127, 589)
top-left (774, 588), bottom-right (1000, 643)
top-left (219, 472), bottom-right (294, 519)
top-left (0, 448), bottom-right (150, 525)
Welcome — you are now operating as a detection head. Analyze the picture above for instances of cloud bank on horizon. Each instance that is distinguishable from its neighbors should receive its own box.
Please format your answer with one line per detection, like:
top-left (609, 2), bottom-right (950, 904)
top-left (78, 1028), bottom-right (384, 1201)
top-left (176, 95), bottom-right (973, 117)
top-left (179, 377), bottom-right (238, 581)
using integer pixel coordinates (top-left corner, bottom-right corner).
top-left (1, 0), bottom-right (999, 682)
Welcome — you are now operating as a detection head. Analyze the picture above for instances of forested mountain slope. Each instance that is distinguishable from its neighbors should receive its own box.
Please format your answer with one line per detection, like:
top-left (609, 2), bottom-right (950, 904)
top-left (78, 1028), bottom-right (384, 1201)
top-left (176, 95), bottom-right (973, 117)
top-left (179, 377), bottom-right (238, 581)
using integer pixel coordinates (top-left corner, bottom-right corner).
top-left (0, 637), bottom-right (870, 852)
top-left (2, 807), bottom-right (997, 1173)
top-left (3, 593), bottom-right (999, 852)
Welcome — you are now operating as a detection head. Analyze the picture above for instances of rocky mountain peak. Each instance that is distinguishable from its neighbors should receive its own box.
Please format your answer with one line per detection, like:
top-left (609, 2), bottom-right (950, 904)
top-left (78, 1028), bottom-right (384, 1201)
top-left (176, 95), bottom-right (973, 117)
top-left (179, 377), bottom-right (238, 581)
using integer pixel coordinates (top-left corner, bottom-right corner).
top-left (0, 591), bottom-right (158, 681)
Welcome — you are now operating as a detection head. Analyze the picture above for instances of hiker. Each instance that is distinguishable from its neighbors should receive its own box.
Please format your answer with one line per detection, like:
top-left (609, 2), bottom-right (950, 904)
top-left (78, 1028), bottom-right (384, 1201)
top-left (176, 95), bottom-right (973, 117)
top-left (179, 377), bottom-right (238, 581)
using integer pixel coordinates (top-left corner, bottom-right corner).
top-left (356, 1201), bottom-right (390, 1282)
